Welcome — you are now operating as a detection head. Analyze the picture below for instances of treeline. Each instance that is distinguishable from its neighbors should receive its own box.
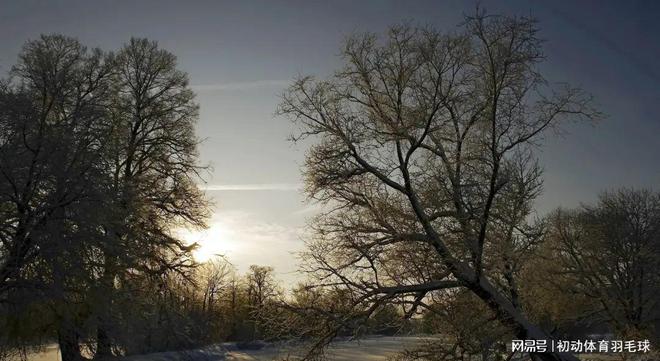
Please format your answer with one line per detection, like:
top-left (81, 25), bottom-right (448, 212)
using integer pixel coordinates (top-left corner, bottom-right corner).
top-left (120, 260), bottom-right (413, 349)
top-left (0, 35), bottom-right (208, 361)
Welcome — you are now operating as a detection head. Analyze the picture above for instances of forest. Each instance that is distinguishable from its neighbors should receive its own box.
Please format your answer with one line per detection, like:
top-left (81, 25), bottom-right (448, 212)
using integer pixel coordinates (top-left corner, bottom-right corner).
top-left (0, 8), bottom-right (658, 361)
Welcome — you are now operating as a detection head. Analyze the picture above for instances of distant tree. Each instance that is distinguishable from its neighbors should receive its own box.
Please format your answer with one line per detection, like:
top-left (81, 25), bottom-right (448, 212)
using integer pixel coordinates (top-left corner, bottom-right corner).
top-left (547, 189), bottom-right (660, 340)
top-left (245, 265), bottom-right (277, 309)
top-left (199, 258), bottom-right (233, 317)
top-left (244, 265), bottom-right (279, 340)
top-left (195, 258), bottom-right (234, 342)
top-left (278, 10), bottom-right (599, 361)
top-left (224, 274), bottom-right (246, 341)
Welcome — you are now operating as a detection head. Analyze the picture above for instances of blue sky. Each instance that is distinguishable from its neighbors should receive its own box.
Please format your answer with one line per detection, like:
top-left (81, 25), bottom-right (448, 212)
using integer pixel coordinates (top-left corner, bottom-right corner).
top-left (1, 0), bottom-right (658, 283)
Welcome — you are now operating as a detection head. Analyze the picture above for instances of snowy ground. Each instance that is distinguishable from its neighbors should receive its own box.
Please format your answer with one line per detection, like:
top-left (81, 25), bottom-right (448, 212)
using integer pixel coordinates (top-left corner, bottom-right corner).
top-left (120, 336), bottom-right (427, 361)
top-left (17, 337), bottom-right (640, 361)
top-left (10, 344), bottom-right (62, 361)
top-left (18, 337), bottom-right (426, 361)
top-left (120, 345), bottom-right (227, 361)
top-left (225, 336), bottom-right (427, 361)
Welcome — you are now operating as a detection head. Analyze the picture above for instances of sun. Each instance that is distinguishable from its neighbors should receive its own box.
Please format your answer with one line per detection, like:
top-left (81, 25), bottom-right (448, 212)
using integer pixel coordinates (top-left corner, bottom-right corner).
top-left (178, 222), bottom-right (236, 262)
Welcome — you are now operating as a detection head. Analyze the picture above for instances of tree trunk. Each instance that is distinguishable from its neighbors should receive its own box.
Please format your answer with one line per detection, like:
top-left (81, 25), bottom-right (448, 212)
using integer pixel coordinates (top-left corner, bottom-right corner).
top-left (58, 323), bottom-right (83, 361)
top-left (463, 269), bottom-right (579, 361)
top-left (96, 326), bottom-right (112, 358)
top-left (95, 255), bottom-right (116, 359)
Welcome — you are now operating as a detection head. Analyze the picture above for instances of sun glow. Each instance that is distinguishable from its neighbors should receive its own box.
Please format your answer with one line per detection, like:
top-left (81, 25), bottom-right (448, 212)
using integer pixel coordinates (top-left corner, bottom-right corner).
top-left (178, 222), bottom-right (237, 262)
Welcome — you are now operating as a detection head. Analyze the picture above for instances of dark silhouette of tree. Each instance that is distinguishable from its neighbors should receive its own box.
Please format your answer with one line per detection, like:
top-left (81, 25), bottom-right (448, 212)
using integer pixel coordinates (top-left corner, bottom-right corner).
top-left (93, 37), bottom-right (209, 358)
top-left (0, 35), bottom-right (113, 295)
top-left (0, 35), bottom-right (209, 361)
top-left (278, 10), bottom-right (599, 361)
top-left (0, 35), bottom-right (115, 361)
top-left (547, 189), bottom-right (660, 341)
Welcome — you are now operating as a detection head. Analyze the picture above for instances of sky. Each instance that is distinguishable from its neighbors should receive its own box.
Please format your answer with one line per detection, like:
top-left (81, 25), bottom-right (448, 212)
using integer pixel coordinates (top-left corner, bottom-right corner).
top-left (1, 0), bottom-right (659, 284)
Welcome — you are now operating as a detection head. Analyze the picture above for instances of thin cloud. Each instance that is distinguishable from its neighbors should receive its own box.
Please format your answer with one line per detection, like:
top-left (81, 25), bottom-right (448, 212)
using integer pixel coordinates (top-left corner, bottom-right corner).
top-left (191, 79), bottom-right (290, 92)
top-left (200, 183), bottom-right (302, 191)
top-left (177, 210), bottom-right (306, 283)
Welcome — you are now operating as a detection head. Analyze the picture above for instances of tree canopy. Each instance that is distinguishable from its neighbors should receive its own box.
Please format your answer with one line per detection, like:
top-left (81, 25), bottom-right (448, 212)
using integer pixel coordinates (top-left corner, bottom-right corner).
top-left (278, 11), bottom-right (600, 361)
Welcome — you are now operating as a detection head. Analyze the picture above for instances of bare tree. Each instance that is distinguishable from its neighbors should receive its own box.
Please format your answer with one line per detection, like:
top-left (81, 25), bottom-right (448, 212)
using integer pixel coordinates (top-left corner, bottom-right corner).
top-left (548, 189), bottom-right (660, 340)
top-left (244, 265), bottom-right (279, 340)
top-left (0, 35), bottom-right (115, 361)
top-left (94, 38), bottom-right (210, 357)
top-left (0, 35), bottom-right (113, 295)
top-left (278, 11), bottom-right (599, 361)
top-left (199, 258), bottom-right (233, 315)
top-left (195, 258), bottom-right (234, 342)
top-left (0, 35), bottom-right (211, 361)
